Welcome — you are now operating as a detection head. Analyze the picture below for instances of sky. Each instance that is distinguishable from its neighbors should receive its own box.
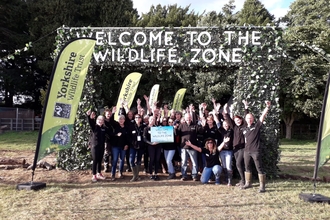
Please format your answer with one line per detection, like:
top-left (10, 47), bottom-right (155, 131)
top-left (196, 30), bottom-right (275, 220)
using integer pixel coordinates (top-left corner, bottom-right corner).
top-left (132, 0), bottom-right (295, 20)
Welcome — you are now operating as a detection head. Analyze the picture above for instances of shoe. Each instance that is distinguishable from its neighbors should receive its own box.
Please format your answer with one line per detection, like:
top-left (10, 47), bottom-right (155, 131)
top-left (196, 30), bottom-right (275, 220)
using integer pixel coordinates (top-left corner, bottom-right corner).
top-left (192, 177), bottom-right (199, 182)
top-left (126, 168), bottom-right (132, 172)
top-left (181, 177), bottom-right (187, 181)
top-left (118, 172), bottom-right (124, 179)
top-left (92, 175), bottom-right (97, 182)
top-left (150, 175), bottom-right (155, 180)
top-left (110, 175), bottom-right (116, 181)
top-left (96, 173), bottom-right (106, 180)
top-left (236, 181), bottom-right (245, 187)
top-left (167, 173), bottom-right (175, 180)
top-left (154, 175), bottom-right (160, 181)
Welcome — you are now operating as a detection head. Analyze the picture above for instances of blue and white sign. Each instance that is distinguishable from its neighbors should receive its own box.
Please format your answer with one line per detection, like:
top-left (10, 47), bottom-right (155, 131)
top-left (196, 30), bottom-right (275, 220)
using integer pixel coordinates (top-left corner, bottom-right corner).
top-left (151, 126), bottom-right (174, 143)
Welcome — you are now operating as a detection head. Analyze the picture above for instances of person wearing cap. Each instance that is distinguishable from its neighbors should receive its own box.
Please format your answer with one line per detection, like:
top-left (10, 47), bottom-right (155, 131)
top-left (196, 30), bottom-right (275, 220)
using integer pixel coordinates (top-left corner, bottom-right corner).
top-left (185, 138), bottom-right (222, 184)
top-left (241, 101), bottom-right (271, 193)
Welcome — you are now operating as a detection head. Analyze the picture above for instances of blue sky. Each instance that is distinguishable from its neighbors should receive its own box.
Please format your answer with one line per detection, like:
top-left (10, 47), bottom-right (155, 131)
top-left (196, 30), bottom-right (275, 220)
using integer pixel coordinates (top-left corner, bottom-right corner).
top-left (133, 0), bottom-right (295, 19)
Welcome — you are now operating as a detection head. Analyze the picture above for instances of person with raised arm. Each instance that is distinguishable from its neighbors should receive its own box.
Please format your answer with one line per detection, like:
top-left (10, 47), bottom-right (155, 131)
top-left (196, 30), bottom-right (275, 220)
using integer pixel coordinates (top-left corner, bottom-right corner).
top-left (241, 101), bottom-right (271, 193)
top-left (109, 106), bottom-right (130, 181)
top-left (185, 138), bottom-right (222, 185)
top-left (87, 109), bottom-right (113, 182)
top-left (222, 100), bottom-right (249, 187)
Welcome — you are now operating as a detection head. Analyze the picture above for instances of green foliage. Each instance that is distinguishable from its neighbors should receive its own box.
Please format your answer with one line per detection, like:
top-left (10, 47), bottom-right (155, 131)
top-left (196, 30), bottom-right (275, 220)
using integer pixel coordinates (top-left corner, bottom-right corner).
top-left (237, 0), bottom-right (275, 26)
top-left (57, 68), bottom-right (101, 170)
top-left (197, 0), bottom-right (238, 27)
top-left (280, 0), bottom-right (330, 123)
top-left (233, 26), bottom-right (283, 177)
top-left (135, 4), bottom-right (199, 27)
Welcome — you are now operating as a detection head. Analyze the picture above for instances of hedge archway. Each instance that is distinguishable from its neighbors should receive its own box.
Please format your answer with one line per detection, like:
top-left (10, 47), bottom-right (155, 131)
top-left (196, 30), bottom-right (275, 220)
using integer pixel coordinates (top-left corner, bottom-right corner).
top-left (55, 26), bottom-right (282, 178)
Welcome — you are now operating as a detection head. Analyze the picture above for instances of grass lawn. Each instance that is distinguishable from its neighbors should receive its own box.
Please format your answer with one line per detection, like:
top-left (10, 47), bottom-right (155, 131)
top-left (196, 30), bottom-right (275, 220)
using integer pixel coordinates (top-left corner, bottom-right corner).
top-left (0, 131), bottom-right (329, 219)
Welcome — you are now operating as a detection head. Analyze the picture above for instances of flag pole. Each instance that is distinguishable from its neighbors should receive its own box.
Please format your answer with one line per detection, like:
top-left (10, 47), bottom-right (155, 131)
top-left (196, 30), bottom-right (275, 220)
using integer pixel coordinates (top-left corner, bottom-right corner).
top-left (16, 38), bottom-right (96, 190)
top-left (299, 70), bottom-right (330, 203)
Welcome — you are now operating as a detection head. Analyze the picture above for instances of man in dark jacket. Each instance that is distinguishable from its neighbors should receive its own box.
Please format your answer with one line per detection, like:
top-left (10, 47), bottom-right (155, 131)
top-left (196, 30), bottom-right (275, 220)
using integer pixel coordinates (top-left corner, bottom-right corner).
top-left (175, 112), bottom-right (203, 181)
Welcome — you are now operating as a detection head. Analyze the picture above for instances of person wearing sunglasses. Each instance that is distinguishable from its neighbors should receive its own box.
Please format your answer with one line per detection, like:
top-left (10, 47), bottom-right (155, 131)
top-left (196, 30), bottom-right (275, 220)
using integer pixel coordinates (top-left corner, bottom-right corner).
top-left (185, 138), bottom-right (222, 185)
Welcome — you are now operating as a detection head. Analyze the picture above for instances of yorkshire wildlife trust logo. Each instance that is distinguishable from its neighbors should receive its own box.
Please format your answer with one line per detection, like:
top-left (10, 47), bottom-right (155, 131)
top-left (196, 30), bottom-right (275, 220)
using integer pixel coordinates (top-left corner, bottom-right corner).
top-left (53, 102), bottom-right (71, 119)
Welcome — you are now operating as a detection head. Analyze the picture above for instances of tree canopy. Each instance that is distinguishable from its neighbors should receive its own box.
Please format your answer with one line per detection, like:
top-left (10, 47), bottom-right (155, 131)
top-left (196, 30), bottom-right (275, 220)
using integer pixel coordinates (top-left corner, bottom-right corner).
top-left (237, 0), bottom-right (275, 26)
top-left (280, 0), bottom-right (330, 138)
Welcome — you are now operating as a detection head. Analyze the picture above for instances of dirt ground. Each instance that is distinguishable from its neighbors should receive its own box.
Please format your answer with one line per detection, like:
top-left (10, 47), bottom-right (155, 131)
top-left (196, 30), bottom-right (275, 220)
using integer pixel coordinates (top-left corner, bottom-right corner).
top-left (0, 150), bottom-right (326, 187)
top-left (0, 150), bottom-right (201, 186)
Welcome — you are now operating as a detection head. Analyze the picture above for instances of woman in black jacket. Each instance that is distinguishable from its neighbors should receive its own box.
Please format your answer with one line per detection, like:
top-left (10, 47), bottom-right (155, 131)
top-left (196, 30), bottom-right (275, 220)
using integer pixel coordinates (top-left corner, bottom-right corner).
top-left (87, 109), bottom-right (113, 182)
top-left (109, 107), bottom-right (130, 180)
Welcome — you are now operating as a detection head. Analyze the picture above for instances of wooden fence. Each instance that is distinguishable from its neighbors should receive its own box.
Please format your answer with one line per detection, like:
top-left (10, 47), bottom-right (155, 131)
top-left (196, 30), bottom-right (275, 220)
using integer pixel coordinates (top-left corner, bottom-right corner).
top-left (0, 118), bottom-right (41, 131)
top-left (0, 107), bottom-right (40, 131)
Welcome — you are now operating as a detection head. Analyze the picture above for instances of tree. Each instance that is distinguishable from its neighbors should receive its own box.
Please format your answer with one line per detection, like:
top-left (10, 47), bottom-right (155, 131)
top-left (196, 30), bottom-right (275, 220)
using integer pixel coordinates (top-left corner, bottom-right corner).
top-left (133, 4), bottom-right (201, 108)
top-left (0, 0), bottom-right (33, 106)
top-left (135, 4), bottom-right (199, 27)
top-left (221, 0), bottom-right (238, 25)
top-left (49, 0), bottom-right (138, 170)
top-left (280, 0), bottom-right (330, 139)
top-left (237, 0), bottom-right (275, 26)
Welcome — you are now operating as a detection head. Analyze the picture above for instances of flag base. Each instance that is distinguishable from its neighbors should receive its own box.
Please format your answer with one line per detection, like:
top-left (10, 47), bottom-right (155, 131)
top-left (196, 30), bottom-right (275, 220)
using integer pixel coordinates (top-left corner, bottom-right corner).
top-left (16, 182), bottom-right (46, 191)
top-left (299, 193), bottom-right (330, 204)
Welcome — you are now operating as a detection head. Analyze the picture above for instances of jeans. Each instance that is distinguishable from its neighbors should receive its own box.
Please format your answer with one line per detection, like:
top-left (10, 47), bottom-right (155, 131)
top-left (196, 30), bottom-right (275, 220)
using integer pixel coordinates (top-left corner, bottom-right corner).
top-left (220, 150), bottom-right (233, 171)
top-left (129, 147), bottom-right (143, 167)
top-left (244, 151), bottom-right (264, 174)
top-left (200, 165), bottom-right (222, 184)
top-left (181, 148), bottom-right (198, 178)
top-left (164, 150), bottom-right (176, 174)
top-left (111, 146), bottom-right (126, 176)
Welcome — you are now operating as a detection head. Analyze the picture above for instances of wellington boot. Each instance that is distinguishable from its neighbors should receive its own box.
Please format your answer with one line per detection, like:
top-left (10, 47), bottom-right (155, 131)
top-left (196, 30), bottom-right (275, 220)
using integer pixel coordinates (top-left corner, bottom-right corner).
top-left (258, 174), bottom-right (266, 193)
top-left (136, 165), bottom-right (141, 180)
top-left (241, 172), bottom-right (252, 189)
top-left (130, 166), bottom-right (138, 182)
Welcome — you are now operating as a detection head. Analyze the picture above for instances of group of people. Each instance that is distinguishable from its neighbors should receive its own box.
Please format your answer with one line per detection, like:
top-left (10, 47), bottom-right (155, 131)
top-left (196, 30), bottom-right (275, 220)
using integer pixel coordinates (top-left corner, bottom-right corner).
top-left (87, 95), bottom-right (271, 193)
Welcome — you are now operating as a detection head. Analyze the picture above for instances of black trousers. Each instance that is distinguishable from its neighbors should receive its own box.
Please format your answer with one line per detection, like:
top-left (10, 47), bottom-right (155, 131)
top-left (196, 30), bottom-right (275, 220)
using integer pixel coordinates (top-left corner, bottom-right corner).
top-left (234, 148), bottom-right (245, 180)
top-left (244, 150), bottom-right (264, 174)
top-left (91, 145), bottom-right (104, 175)
top-left (148, 145), bottom-right (162, 175)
